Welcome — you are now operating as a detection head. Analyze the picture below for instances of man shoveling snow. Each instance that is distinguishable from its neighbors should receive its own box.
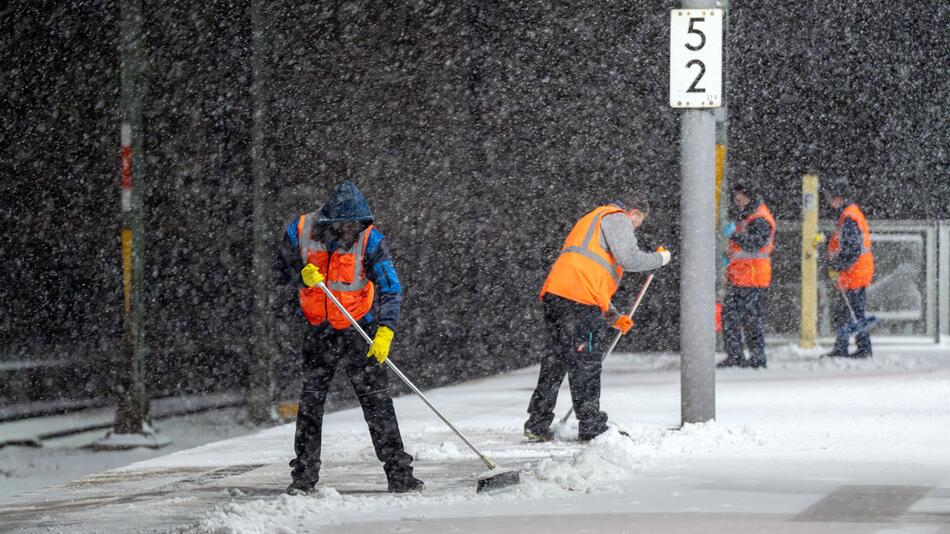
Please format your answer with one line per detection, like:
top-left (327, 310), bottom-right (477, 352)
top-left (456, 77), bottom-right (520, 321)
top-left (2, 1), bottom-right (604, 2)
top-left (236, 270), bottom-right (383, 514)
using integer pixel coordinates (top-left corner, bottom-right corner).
top-left (525, 192), bottom-right (671, 443)
top-left (276, 180), bottom-right (424, 495)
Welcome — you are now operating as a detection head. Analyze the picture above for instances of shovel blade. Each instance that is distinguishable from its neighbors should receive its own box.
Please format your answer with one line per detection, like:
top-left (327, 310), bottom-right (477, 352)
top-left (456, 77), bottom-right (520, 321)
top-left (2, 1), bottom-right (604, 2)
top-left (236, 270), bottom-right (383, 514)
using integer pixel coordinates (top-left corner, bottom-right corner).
top-left (837, 315), bottom-right (878, 337)
top-left (476, 467), bottom-right (520, 493)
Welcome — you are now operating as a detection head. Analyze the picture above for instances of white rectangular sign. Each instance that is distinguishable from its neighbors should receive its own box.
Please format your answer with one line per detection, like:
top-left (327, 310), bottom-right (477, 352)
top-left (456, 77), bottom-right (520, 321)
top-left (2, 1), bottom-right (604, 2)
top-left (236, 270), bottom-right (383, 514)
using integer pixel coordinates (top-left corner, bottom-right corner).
top-left (670, 9), bottom-right (723, 108)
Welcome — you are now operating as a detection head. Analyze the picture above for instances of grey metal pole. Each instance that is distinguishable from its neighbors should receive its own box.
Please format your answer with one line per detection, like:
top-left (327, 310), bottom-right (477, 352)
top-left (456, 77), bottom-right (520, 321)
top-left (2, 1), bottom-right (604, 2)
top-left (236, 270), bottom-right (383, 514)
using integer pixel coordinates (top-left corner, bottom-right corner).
top-left (246, 0), bottom-right (277, 424)
top-left (96, 0), bottom-right (169, 449)
top-left (680, 0), bottom-right (718, 425)
top-left (114, 0), bottom-right (150, 435)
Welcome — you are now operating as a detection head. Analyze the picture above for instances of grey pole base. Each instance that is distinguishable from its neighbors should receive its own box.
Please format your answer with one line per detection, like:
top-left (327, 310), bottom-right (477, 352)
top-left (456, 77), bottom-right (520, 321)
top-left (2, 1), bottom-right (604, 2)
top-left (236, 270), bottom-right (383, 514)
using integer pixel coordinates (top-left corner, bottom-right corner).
top-left (91, 425), bottom-right (172, 451)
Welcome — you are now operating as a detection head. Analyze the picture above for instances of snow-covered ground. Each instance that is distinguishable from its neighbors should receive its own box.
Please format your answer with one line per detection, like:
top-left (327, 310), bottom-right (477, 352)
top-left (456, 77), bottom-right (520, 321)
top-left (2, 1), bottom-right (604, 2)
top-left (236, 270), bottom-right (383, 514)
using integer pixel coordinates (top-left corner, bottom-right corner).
top-left (2, 342), bottom-right (949, 533)
top-left (0, 406), bottom-right (256, 502)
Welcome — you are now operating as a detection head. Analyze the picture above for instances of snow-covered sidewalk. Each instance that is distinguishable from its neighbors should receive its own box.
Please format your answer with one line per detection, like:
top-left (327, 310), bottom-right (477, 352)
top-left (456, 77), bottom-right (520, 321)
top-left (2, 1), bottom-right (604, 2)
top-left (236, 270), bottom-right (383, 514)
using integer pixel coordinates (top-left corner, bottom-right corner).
top-left (2, 343), bottom-right (949, 533)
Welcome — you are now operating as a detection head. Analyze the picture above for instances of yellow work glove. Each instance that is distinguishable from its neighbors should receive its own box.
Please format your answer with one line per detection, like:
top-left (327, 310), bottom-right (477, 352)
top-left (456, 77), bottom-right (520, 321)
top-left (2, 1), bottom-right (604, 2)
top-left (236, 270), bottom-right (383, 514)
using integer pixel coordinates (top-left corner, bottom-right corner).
top-left (612, 316), bottom-right (634, 335)
top-left (301, 263), bottom-right (324, 287)
top-left (827, 269), bottom-right (839, 281)
top-left (367, 326), bottom-right (395, 364)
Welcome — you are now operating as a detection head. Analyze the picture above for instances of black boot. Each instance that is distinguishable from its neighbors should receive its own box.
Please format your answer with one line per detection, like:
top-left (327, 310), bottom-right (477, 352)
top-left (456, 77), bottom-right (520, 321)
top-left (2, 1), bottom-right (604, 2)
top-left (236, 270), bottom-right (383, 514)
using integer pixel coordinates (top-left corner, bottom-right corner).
top-left (577, 412), bottom-right (609, 443)
top-left (820, 350), bottom-right (848, 359)
top-left (287, 458), bottom-right (319, 495)
top-left (284, 458), bottom-right (320, 495)
top-left (578, 428), bottom-right (608, 443)
top-left (387, 471), bottom-right (425, 493)
top-left (523, 426), bottom-right (554, 442)
top-left (717, 357), bottom-right (743, 368)
top-left (285, 478), bottom-right (315, 496)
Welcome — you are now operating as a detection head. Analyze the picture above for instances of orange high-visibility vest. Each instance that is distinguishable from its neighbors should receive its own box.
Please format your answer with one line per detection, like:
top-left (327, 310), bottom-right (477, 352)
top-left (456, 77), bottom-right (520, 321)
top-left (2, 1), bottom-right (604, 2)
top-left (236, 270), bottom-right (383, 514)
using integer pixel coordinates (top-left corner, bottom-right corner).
top-left (726, 203), bottom-right (776, 288)
top-left (539, 205), bottom-right (625, 312)
top-left (828, 203), bottom-right (874, 289)
top-left (296, 213), bottom-right (375, 329)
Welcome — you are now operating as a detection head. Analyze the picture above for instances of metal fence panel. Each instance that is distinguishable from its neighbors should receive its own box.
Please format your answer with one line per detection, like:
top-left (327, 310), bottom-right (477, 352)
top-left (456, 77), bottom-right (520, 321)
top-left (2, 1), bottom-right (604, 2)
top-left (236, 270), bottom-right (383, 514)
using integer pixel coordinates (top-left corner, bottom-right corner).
top-left (940, 221), bottom-right (950, 339)
top-left (766, 220), bottom-right (938, 342)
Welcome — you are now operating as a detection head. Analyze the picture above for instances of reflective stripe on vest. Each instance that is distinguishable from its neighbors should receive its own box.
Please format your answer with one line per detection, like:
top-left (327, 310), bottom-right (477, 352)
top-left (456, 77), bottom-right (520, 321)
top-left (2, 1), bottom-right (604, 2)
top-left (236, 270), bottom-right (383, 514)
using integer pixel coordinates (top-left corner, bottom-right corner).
top-left (539, 205), bottom-right (625, 311)
top-left (559, 208), bottom-right (622, 286)
top-left (298, 213), bottom-right (369, 292)
top-left (296, 213), bottom-right (375, 328)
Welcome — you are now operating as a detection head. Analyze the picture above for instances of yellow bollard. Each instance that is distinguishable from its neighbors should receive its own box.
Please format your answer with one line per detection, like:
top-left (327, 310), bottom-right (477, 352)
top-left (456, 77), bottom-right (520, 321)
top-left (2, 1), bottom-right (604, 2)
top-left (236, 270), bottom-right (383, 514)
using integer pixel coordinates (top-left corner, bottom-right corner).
top-left (714, 144), bottom-right (726, 224)
top-left (278, 401), bottom-right (299, 419)
top-left (800, 175), bottom-right (819, 348)
top-left (122, 228), bottom-right (133, 316)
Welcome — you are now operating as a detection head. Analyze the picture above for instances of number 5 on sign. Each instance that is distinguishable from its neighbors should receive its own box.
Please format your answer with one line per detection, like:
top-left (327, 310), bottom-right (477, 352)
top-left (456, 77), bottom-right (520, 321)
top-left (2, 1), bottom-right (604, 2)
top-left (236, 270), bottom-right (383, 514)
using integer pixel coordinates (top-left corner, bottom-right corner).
top-left (670, 9), bottom-right (723, 108)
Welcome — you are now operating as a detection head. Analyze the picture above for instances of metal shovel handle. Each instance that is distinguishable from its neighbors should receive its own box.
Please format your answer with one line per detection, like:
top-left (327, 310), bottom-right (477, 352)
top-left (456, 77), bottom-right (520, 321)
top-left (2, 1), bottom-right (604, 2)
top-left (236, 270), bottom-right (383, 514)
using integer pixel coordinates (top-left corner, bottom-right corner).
top-left (834, 279), bottom-right (859, 322)
top-left (559, 271), bottom-right (656, 424)
top-left (315, 281), bottom-right (498, 471)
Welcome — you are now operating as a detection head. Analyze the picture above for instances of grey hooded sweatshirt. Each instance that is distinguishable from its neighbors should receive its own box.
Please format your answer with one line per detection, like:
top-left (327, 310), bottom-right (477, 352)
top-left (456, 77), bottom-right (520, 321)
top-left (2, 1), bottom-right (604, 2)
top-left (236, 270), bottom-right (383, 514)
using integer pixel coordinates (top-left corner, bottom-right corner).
top-left (598, 203), bottom-right (665, 273)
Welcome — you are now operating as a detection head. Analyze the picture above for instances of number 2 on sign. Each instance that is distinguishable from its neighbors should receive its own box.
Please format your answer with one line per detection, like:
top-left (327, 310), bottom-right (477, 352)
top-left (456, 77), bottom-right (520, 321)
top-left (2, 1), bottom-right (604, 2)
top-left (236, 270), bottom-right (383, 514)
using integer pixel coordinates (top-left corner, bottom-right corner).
top-left (685, 17), bottom-right (706, 93)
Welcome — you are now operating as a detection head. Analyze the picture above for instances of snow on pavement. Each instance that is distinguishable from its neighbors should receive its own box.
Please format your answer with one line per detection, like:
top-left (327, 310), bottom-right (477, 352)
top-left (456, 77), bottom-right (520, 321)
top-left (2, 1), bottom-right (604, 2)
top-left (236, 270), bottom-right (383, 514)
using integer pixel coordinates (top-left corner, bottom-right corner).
top-left (193, 344), bottom-right (950, 533)
top-left (2, 343), bottom-right (949, 533)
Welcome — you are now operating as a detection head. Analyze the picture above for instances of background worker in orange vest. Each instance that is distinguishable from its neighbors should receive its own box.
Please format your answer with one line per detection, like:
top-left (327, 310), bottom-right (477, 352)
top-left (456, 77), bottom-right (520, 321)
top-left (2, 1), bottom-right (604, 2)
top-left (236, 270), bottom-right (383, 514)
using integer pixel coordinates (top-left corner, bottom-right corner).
top-left (524, 193), bottom-right (671, 442)
top-left (275, 181), bottom-right (423, 495)
top-left (718, 183), bottom-right (776, 369)
top-left (821, 176), bottom-right (874, 358)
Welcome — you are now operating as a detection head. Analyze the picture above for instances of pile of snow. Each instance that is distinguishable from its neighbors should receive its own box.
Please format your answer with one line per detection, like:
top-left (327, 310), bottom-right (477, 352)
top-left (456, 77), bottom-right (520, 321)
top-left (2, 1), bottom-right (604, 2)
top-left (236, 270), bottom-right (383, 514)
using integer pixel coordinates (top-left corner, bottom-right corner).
top-left (195, 421), bottom-right (772, 532)
top-left (194, 487), bottom-right (474, 534)
top-left (174, 345), bottom-right (950, 534)
top-left (535, 422), bottom-right (768, 492)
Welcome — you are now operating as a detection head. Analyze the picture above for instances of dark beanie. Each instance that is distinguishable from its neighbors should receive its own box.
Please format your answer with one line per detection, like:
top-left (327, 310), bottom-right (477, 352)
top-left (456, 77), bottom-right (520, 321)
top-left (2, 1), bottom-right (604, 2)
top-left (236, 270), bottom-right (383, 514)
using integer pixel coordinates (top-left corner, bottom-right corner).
top-left (823, 175), bottom-right (850, 197)
top-left (731, 181), bottom-right (756, 198)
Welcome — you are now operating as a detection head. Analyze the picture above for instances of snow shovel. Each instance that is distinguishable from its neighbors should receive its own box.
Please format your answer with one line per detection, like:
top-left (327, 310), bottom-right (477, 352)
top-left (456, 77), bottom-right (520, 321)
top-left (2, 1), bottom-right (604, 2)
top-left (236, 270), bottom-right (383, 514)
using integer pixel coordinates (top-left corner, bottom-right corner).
top-left (558, 270), bottom-right (656, 425)
top-left (315, 281), bottom-right (520, 493)
top-left (834, 279), bottom-right (878, 337)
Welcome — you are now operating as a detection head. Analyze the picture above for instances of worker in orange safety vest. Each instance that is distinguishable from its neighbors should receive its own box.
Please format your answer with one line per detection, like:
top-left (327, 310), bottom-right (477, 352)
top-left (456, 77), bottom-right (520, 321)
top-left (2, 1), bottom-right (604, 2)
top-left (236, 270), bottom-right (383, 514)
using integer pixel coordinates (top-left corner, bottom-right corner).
top-left (525, 192), bottom-right (671, 443)
top-left (821, 175), bottom-right (874, 358)
top-left (718, 182), bottom-right (776, 369)
top-left (276, 181), bottom-right (423, 495)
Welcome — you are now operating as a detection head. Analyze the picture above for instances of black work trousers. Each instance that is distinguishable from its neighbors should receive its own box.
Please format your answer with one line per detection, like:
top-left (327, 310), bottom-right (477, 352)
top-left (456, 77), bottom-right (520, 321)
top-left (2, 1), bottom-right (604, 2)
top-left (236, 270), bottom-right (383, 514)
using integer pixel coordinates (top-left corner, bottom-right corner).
top-left (291, 323), bottom-right (413, 486)
top-left (722, 285), bottom-right (767, 365)
top-left (525, 295), bottom-right (609, 440)
top-left (832, 286), bottom-right (872, 355)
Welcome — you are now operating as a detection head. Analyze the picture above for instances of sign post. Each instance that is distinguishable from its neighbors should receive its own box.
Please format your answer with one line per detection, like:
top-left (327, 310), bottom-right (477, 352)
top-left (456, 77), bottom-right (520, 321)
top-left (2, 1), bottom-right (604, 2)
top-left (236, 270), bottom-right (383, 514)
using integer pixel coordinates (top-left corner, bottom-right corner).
top-left (246, 0), bottom-right (277, 424)
top-left (95, 0), bottom-right (169, 450)
top-left (671, 3), bottom-right (722, 425)
top-left (670, 9), bottom-right (723, 109)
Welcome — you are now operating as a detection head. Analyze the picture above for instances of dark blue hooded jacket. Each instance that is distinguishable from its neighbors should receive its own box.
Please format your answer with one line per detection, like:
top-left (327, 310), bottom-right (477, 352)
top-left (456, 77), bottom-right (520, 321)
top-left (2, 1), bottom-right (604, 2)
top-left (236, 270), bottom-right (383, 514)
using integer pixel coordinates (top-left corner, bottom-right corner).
top-left (731, 201), bottom-right (773, 253)
top-left (276, 182), bottom-right (403, 331)
top-left (824, 200), bottom-right (864, 272)
top-left (314, 181), bottom-right (375, 225)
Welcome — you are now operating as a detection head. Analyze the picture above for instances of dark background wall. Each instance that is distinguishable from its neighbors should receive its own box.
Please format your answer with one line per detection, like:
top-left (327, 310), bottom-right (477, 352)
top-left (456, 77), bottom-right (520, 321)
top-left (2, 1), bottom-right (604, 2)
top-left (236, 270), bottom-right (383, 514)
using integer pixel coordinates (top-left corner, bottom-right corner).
top-left (1, 1), bottom-right (947, 404)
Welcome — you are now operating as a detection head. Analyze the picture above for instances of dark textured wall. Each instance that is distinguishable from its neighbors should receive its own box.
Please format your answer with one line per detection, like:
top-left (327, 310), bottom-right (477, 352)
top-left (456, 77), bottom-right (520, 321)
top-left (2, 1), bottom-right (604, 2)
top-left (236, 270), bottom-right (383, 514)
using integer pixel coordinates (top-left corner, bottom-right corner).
top-left (1, 1), bottom-right (947, 403)
top-left (1, 3), bottom-right (122, 401)
top-left (729, 0), bottom-right (949, 220)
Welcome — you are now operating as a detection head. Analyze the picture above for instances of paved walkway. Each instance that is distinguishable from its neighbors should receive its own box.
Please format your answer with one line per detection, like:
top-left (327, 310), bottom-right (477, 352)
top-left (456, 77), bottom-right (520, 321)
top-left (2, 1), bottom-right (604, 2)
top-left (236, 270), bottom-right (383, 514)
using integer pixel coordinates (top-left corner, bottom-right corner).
top-left (2, 347), bottom-right (949, 533)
